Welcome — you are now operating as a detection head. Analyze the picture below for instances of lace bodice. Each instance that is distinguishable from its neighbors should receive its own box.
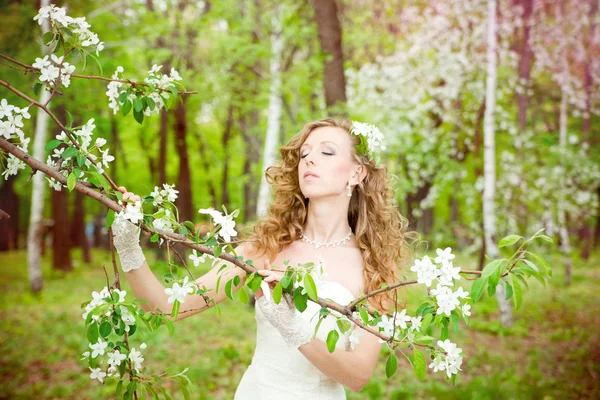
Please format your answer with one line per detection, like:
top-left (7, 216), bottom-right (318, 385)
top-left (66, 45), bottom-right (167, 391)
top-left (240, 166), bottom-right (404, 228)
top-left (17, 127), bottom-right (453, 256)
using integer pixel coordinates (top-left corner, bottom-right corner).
top-left (234, 280), bottom-right (356, 399)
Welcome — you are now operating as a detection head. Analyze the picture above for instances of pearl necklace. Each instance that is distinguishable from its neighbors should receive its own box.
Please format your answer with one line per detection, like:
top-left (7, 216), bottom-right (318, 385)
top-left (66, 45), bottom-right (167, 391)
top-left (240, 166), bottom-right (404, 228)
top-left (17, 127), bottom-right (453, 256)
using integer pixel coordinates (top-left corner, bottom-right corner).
top-left (300, 229), bottom-right (352, 250)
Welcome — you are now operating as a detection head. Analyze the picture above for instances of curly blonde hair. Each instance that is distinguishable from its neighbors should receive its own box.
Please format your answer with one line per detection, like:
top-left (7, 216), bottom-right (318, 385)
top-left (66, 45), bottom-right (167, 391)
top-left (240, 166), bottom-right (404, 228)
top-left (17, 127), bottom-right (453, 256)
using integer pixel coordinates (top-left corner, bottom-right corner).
top-left (245, 118), bottom-right (415, 315)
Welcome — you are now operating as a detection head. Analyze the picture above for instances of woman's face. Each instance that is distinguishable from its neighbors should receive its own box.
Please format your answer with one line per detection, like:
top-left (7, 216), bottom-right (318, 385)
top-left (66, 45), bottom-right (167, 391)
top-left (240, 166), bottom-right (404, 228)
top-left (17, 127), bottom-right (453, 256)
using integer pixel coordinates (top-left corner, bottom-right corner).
top-left (298, 126), bottom-right (358, 199)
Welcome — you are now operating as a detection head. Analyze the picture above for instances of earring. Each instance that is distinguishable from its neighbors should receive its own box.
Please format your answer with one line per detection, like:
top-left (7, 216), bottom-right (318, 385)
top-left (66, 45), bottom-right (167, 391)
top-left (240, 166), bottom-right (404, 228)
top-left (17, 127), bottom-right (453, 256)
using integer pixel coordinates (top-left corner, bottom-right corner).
top-left (346, 183), bottom-right (353, 197)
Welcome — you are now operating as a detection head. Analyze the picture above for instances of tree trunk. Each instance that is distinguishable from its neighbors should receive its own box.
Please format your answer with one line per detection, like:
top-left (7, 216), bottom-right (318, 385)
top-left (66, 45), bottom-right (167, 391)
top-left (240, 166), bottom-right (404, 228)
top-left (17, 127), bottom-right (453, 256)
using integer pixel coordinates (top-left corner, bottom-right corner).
top-left (240, 111), bottom-right (261, 222)
top-left (159, 107), bottom-right (168, 185)
top-left (221, 104), bottom-right (235, 209)
top-left (311, 0), bottom-right (347, 113)
top-left (257, 4), bottom-right (283, 218)
top-left (27, 0), bottom-right (52, 291)
top-left (516, 0), bottom-right (533, 131)
top-left (174, 97), bottom-right (193, 223)
top-left (51, 186), bottom-right (72, 272)
top-left (71, 191), bottom-right (91, 264)
top-left (0, 175), bottom-right (19, 251)
top-left (558, 88), bottom-right (573, 285)
top-left (483, 0), bottom-right (512, 327)
top-left (579, 0), bottom-right (598, 255)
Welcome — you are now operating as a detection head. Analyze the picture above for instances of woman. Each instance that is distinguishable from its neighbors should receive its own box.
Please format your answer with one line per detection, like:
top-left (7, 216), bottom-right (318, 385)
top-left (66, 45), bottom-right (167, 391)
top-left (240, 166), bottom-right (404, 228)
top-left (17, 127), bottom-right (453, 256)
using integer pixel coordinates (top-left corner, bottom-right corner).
top-left (112, 118), bottom-right (413, 398)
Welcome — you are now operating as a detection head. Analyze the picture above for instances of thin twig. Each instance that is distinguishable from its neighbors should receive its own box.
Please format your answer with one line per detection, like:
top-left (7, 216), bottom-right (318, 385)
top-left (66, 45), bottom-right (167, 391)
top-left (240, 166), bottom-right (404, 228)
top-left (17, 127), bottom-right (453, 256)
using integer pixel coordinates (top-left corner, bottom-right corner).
top-left (0, 53), bottom-right (196, 95)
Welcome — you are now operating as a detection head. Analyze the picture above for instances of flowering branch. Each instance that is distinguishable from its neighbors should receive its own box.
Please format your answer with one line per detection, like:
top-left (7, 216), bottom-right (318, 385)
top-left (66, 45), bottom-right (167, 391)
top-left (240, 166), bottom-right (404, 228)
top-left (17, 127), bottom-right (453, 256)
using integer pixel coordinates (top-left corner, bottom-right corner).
top-left (0, 53), bottom-right (197, 96)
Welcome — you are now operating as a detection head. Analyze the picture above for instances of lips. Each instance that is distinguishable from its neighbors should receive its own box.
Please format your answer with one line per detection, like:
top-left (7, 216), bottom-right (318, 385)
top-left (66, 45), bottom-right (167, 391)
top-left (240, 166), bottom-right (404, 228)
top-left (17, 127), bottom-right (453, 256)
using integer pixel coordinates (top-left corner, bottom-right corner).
top-left (304, 172), bottom-right (320, 179)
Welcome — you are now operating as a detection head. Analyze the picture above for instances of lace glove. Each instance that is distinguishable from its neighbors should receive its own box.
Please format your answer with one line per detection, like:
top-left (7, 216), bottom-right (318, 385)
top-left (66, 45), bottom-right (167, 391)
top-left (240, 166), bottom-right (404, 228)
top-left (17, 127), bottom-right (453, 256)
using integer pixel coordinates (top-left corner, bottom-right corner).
top-left (256, 289), bottom-right (312, 349)
top-left (111, 214), bottom-right (145, 272)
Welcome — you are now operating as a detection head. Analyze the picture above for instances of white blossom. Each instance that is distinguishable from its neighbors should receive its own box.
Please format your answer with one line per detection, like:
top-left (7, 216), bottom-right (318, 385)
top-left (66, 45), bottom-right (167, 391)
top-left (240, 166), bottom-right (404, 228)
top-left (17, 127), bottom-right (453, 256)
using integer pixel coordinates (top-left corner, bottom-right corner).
top-left (165, 276), bottom-right (195, 304)
top-left (89, 338), bottom-right (108, 358)
top-left (89, 367), bottom-right (106, 383)
top-left (189, 250), bottom-right (206, 267)
top-left (349, 327), bottom-right (364, 350)
top-left (410, 256), bottom-right (440, 287)
top-left (107, 349), bottom-right (127, 367)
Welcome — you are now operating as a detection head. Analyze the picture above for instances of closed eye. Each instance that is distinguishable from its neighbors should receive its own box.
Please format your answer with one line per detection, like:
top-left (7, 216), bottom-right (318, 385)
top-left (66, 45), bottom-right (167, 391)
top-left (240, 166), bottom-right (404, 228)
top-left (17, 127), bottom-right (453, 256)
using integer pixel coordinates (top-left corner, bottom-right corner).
top-left (301, 152), bottom-right (334, 158)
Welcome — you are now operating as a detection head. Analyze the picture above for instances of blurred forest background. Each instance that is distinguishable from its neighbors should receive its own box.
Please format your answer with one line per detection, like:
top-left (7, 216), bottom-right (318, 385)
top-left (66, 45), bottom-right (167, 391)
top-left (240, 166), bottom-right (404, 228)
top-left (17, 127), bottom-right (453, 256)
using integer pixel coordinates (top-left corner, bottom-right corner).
top-left (0, 0), bottom-right (599, 399)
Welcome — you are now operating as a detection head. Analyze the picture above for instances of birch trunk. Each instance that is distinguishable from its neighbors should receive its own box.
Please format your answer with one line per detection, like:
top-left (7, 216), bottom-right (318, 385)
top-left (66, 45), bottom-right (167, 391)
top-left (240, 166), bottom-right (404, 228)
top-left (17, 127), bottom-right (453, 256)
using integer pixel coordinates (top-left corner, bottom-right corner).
top-left (256, 4), bottom-right (283, 218)
top-left (27, 0), bottom-right (51, 292)
top-left (483, 0), bottom-right (513, 327)
top-left (558, 88), bottom-right (573, 285)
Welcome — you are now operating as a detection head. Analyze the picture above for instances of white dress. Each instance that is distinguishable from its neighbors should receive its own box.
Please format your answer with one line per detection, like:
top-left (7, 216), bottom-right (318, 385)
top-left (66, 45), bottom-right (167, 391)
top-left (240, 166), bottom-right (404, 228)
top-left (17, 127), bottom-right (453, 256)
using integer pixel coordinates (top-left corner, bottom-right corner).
top-left (234, 280), bottom-right (356, 399)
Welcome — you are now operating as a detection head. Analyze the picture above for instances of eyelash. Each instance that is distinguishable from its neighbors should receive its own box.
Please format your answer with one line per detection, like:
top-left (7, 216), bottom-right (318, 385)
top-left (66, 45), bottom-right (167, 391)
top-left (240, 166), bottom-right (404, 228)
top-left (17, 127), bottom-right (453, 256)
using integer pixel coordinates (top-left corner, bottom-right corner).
top-left (301, 152), bottom-right (333, 158)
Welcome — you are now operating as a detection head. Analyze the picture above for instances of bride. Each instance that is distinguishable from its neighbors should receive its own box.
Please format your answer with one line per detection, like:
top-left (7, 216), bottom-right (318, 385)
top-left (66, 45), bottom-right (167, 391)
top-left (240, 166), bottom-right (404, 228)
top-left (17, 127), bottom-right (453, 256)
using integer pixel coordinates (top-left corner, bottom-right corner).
top-left (112, 118), bottom-right (413, 398)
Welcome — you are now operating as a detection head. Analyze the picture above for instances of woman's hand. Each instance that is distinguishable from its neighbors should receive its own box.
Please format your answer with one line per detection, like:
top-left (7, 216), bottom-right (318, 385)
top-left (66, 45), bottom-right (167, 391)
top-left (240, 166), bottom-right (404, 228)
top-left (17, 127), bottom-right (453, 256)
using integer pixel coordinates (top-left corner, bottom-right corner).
top-left (112, 186), bottom-right (145, 273)
top-left (255, 259), bottom-right (285, 300)
top-left (117, 186), bottom-right (141, 205)
top-left (254, 260), bottom-right (312, 348)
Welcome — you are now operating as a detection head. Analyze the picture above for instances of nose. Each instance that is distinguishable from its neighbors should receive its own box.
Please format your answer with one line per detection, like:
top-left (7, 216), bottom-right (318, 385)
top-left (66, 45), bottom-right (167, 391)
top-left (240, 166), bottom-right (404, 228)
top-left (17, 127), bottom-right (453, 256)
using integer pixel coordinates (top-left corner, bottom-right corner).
top-left (304, 151), bottom-right (316, 166)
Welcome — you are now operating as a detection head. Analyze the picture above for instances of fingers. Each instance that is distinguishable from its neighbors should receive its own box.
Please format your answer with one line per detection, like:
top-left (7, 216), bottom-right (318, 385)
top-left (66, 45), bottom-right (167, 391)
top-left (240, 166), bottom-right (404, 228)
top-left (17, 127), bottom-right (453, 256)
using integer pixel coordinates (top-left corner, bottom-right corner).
top-left (118, 186), bottom-right (141, 204)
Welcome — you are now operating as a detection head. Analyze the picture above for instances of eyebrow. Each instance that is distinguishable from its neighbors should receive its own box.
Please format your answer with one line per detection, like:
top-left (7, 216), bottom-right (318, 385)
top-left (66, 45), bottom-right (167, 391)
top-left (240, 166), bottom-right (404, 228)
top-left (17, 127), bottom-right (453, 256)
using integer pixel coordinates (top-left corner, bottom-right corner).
top-left (301, 141), bottom-right (339, 149)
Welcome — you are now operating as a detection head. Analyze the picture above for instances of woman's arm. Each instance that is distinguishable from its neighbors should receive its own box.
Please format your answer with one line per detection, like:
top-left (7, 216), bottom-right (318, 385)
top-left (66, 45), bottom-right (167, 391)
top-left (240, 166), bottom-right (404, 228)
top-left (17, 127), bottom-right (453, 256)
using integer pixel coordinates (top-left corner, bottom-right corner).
top-left (297, 329), bottom-right (382, 392)
top-left (123, 243), bottom-right (250, 322)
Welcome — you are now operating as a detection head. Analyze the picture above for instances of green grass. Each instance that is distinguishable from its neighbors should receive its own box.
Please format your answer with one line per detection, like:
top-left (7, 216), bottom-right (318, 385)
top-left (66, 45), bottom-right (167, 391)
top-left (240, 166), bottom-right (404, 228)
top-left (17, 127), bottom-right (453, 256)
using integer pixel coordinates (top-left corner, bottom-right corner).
top-left (1, 248), bottom-right (599, 399)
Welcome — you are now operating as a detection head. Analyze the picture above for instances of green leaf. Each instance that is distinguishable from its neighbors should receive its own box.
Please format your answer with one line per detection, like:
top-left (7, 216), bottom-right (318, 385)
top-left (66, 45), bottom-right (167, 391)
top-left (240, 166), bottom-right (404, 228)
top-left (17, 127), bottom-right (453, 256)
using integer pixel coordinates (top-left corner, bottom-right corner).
top-left (359, 307), bottom-right (370, 325)
top-left (34, 81), bottom-right (43, 96)
top-left (119, 91), bottom-right (128, 103)
top-left (336, 319), bottom-right (352, 334)
top-left (99, 321), bottom-right (112, 338)
top-left (116, 380), bottom-right (123, 397)
top-left (498, 235), bottom-right (523, 248)
top-left (421, 313), bottom-right (433, 330)
top-left (122, 100), bottom-right (132, 116)
top-left (63, 146), bottom-right (79, 160)
top-left (164, 317), bottom-right (175, 336)
top-left (105, 209), bottom-right (115, 229)
top-left (225, 279), bottom-right (234, 300)
top-left (413, 335), bottom-right (435, 345)
top-left (413, 348), bottom-right (426, 381)
top-left (170, 299), bottom-right (180, 319)
top-left (293, 287), bottom-right (308, 312)
top-left (326, 329), bottom-right (339, 353)
top-left (147, 96), bottom-right (156, 111)
top-left (45, 140), bottom-right (62, 151)
top-left (528, 252), bottom-right (552, 277)
top-left (470, 277), bottom-right (488, 302)
top-left (150, 233), bottom-right (159, 242)
top-left (441, 322), bottom-right (449, 341)
top-left (385, 353), bottom-right (398, 378)
top-left (67, 172), bottom-right (76, 191)
top-left (87, 322), bottom-right (99, 344)
top-left (504, 281), bottom-right (513, 300)
top-left (133, 108), bottom-right (144, 124)
top-left (512, 279), bottom-right (523, 310)
top-left (450, 313), bottom-right (460, 332)
top-left (481, 259), bottom-right (503, 279)
top-left (273, 282), bottom-right (282, 304)
top-left (134, 97), bottom-right (144, 113)
top-left (487, 281), bottom-right (497, 297)
top-left (42, 31), bottom-right (54, 45)
top-left (303, 273), bottom-right (318, 302)
top-left (238, 286), bottom-right (249, 304)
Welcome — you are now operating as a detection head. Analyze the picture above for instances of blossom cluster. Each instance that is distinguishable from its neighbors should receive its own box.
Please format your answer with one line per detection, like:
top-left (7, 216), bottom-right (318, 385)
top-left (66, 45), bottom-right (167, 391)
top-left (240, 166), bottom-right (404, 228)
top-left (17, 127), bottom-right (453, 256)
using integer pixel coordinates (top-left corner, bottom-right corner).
top-left (106, 65), bottom-right (182, 116)
top-left (374, 309), bottom-right (423, 344)
top-left (34, 5), bottom-right (104, 55)
top-left (165, 276), bottom-right (196, 304)
top-left (80, 287), bottom-right (146, 383)
top-left (349, 121), bottom-right (387, 156)
top-left (429, 339), bottom-right (464, 378)
top-left (0, 99), bottom-right (30, 180)
top-left (198, 207), bottom-right (238, 243)
top-left (32, 54), bottom-right (76, 87)
top-left (410, 247), bottom-right (471, 317)
top-left (46, 118), bottom-right (114, 191)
